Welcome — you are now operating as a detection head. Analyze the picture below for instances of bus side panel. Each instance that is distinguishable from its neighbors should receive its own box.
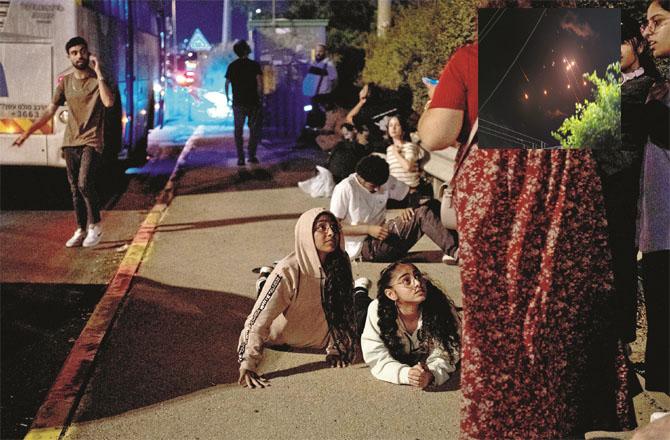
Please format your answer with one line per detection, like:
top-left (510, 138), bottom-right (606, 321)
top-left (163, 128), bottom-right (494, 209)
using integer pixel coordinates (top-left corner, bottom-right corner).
top-left (132, 30), bottom-right (160, 155)
top-left (0, 43), bottom-right (52, 166)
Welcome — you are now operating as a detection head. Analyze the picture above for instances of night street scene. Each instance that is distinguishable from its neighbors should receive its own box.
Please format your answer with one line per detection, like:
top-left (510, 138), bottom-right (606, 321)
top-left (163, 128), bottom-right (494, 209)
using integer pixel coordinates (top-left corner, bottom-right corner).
top-left (1, 0), bottom-right (669, 439)
top-left (478, 7), bottom-right (619, 148)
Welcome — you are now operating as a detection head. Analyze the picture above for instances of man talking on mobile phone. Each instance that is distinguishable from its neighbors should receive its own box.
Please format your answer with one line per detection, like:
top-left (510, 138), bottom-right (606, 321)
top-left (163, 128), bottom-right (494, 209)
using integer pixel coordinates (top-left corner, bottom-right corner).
top-left (12, 36), bottom-right (115, 248)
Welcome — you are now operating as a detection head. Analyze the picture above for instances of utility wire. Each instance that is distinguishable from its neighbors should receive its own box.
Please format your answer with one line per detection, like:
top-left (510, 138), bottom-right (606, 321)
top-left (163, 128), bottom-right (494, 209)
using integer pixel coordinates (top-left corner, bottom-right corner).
top-left (480, 9), bottom-right (547, 112)
top-left (480, 118), bottom-right (545, 143)
top-left (479, 8), bottom-right (502, 39)
top-left (480, 127), bottom-right (542, 148)
top-left (479, 9), bottom-right (507, 43)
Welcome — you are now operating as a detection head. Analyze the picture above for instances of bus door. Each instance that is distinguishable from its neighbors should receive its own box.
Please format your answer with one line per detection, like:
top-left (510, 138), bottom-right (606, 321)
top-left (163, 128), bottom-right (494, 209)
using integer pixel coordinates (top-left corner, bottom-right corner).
top-left (0, 43), bottom-right (53, 166)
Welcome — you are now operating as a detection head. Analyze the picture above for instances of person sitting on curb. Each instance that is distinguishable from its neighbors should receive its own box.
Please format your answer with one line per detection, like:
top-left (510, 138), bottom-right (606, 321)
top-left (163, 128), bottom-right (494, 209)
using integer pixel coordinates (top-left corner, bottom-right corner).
top-left (361, 261), bottom-right (461, 388)
top-left (237, 208), bottom-right (371, 389)
top-left (384, 115), bottom-right (432, 207)
top-left (327, 123), bottom-right (369, 183)
top-left (329, 154), bottom-right (458, 264)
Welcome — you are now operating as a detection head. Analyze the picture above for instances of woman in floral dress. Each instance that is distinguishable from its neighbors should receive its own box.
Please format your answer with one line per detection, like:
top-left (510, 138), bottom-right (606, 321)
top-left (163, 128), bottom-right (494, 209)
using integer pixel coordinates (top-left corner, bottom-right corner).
top-left (418, 42), bottom-right (637, 439)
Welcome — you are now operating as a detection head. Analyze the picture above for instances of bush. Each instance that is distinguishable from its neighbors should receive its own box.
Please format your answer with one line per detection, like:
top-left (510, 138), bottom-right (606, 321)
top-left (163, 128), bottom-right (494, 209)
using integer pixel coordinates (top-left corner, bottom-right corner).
top-left (362, 0), bottom-right (477, 112)
top-left (551, 62), bottom-right (621, 149)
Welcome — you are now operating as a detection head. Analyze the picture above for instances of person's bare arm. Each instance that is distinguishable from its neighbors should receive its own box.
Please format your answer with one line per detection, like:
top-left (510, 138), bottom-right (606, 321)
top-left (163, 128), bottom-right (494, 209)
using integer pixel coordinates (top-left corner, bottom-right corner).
top-left (417, 107), bottom-right (464, 152)
top-left (256, 74), bottom-right (263, 103)
top-left (340, 223), bottom-right (389, 241)
top-left (346, 99), bottom-right (366, 125)
top-left (90, 55), bottom-right (115, 108)
top-left (391, 145), bottom-right (417, 172)
top-left (345, 84), bottom-right (368, 124)
top-left (12, 103), bottom-right (58, 147)
top-left (225, 79), bottom-right (231, 103)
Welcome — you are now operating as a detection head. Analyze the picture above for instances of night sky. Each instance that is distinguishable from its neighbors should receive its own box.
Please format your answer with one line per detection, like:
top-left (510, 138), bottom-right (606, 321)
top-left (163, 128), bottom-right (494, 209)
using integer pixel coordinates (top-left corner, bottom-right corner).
top-left (176, 0), bottom-right (224, 46)
top-left (478, 8), bottom-right (620, 148)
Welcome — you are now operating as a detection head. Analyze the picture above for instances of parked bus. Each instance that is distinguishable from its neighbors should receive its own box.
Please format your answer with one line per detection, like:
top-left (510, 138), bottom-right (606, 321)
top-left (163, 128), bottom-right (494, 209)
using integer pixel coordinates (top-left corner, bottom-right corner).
top-left (0, 0), bottom-right (168, 167)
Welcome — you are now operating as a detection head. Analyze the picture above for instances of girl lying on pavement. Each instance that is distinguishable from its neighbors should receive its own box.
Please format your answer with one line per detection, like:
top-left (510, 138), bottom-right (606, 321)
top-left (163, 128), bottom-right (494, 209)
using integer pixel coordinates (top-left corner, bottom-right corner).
top-left (361, 261), bottom-right (460, 389)
top-left (237, 207), bottom-right (371, 388)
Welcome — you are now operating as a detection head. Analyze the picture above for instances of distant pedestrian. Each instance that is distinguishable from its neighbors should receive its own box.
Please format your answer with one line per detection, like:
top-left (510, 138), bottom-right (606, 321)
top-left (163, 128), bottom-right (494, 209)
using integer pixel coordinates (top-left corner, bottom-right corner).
top-left (418, 42), bottom-right (637, 437)
top-left (361, 262), bottom-right (460, 389)
top-left (225, 39), bottom-right (262, 166)
top-left (237, 208), bottom-right (370, 389)
top-left (12, 36), bottom-right (115, 248)
top-left (302, 43), bottom-right (338, 105)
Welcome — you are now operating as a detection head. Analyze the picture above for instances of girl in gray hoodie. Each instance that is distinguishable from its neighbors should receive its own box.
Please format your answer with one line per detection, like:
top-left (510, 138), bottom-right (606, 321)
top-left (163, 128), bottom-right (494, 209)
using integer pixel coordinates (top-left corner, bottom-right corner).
top-left (237, 207), bottom-right (364, 388)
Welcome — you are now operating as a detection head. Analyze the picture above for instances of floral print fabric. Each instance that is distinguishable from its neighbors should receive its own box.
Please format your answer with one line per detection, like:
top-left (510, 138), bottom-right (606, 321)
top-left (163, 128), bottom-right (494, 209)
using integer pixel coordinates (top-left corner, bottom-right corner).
top-left (455, 147), bottom-right (637, 439)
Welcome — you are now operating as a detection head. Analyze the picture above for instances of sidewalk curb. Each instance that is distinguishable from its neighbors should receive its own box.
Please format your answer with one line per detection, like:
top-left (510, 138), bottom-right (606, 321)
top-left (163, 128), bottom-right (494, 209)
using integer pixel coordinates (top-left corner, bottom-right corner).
top-left (24, 126), bottom-right (204, 440)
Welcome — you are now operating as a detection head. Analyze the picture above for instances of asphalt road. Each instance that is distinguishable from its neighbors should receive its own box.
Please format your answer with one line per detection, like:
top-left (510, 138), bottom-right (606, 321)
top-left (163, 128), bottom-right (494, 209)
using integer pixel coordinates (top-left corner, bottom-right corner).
top-left (0, 157), bottom-right (175, 440)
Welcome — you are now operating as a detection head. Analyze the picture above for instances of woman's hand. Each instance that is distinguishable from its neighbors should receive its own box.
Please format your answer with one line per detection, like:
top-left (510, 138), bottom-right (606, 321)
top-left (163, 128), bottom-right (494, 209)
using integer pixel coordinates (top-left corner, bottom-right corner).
top-left (238, 368), bottom-right (270, 389)
top-left (408, 363), bottom-right (434, 389)
top-left (326, 353), bottom-right (349, 368)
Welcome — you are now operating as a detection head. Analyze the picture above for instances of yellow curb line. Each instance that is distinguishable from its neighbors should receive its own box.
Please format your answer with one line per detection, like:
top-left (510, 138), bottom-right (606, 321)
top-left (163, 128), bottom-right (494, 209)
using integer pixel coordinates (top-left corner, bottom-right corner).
top-left (24, 126), bottom-right (203, 440)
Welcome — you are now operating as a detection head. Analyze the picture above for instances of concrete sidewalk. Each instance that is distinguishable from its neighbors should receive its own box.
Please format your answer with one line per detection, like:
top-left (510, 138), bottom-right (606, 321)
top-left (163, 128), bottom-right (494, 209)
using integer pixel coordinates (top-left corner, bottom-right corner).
top-left (46, 129), bottom-right (667, 439)
top-left (59, 132), bottom-right (464, 440)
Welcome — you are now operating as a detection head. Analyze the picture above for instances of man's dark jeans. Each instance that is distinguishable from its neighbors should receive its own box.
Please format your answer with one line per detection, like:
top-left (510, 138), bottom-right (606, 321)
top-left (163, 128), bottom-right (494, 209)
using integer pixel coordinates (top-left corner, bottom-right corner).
top-left (63, 146), bottom-right (101, 229)
top-left (233, 104), bottom-right (262, 162)
top-left (361, 199), bottom-right (458, 262)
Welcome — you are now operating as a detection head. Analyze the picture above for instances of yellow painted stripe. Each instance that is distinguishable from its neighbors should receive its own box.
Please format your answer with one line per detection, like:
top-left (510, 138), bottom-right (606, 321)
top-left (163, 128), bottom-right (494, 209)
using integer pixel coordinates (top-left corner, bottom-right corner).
top-left (24, 125), bottom-right (201, 440)
top-left (23, 426), bottom-right (63, 440)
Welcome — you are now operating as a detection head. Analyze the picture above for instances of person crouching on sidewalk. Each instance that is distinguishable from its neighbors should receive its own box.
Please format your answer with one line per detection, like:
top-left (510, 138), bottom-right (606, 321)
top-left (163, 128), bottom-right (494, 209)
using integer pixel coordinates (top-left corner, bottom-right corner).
top-left (361, 261), bottom-right (460, 388)
top-left (237, 208), bottom-right (371, 388)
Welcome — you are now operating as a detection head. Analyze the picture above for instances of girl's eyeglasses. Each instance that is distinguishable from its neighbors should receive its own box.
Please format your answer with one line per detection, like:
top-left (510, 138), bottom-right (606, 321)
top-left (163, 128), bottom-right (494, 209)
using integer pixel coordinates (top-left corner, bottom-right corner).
top-left (314, 222), bottom-right (339, 234)
top-left (391, 271), bottom-right (425, 289)
top-left (642, 15), bottom-right (668, 34)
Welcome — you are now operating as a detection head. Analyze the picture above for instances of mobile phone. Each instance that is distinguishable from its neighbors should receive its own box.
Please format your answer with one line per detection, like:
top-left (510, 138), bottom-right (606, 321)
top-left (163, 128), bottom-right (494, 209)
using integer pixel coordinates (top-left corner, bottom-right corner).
top-left (422, 77), bottom-right (439, 86)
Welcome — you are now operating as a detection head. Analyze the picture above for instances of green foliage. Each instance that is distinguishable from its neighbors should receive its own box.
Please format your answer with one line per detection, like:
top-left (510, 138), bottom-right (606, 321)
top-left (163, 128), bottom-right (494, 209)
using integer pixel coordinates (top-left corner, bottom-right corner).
top-left (551, 63), bottom-right (621, 149)
top-left (362, 0), bottom-right (477, 112)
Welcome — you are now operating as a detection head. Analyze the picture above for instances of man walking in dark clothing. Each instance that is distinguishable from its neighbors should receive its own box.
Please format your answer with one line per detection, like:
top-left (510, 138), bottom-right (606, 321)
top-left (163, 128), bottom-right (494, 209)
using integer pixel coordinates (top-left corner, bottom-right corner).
top-left (225, 40), bottom-right (263, 166)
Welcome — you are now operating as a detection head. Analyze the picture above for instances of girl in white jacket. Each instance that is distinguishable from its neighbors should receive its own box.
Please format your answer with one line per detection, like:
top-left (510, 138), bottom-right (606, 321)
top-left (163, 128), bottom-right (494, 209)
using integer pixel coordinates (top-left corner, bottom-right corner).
top-left (361, 262), bottom-right (460, 388)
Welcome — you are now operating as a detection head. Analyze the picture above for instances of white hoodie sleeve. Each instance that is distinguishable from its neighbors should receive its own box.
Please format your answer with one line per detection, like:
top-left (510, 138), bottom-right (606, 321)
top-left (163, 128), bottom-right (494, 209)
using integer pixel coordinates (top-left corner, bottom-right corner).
top-left (361, 300), bottom-right (411, 385)
top-left (425, 343), bottom-right (459, 386)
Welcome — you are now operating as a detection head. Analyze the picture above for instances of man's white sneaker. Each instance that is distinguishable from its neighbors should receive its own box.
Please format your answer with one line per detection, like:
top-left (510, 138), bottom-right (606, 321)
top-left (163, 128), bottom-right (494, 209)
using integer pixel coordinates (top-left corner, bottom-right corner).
top-left (82, 224), bottom-right (102, 248)
top-left (65, 228), bottom-right (87, 248)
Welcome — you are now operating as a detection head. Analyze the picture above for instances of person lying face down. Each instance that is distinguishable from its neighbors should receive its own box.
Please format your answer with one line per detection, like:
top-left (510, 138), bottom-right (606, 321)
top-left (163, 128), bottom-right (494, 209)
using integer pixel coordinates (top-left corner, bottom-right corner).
top-left (361, 262), bottom-right (461, 389)
top-left (237, 208), bottom-right (364, 389)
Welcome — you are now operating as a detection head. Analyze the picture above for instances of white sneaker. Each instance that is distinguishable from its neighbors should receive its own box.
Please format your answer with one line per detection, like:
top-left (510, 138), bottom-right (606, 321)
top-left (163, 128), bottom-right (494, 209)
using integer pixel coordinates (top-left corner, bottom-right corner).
top-left (65, 228), bottom-right (87, 248)
top-left (82, 224), bottom-right (102, 248)
top-left (650, 412), bottom-right (670, 423)
top-left (354, 277), bottom-right (372, 291)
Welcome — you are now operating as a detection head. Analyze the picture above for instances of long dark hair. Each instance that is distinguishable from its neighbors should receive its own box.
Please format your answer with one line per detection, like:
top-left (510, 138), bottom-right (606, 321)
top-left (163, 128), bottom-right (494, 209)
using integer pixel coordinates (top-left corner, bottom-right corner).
top-left (317, 212), bottom-right (358, 363)
top-left (376, 262), bottom-right (460, 365)
top-left (622, 13), bottom-right (663, 80)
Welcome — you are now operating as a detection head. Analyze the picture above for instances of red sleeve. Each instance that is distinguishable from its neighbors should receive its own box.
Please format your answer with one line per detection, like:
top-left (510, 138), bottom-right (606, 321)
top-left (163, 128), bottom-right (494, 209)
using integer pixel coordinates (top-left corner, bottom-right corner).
top-left (429, 44), bottom-right (478, 137)
top-left (431, 51), bottom-right (466, 110)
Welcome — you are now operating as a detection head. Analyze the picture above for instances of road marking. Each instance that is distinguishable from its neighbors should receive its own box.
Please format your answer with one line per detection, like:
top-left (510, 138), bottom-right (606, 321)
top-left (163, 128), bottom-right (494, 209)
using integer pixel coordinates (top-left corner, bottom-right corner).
top-left (24, 125), bottom-right (204, 440)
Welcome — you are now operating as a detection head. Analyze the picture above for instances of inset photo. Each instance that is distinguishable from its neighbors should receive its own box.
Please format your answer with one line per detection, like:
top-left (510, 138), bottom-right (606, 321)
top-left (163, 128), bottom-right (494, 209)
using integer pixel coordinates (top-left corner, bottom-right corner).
top-left (478, 8), bottom-right (620, 148)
